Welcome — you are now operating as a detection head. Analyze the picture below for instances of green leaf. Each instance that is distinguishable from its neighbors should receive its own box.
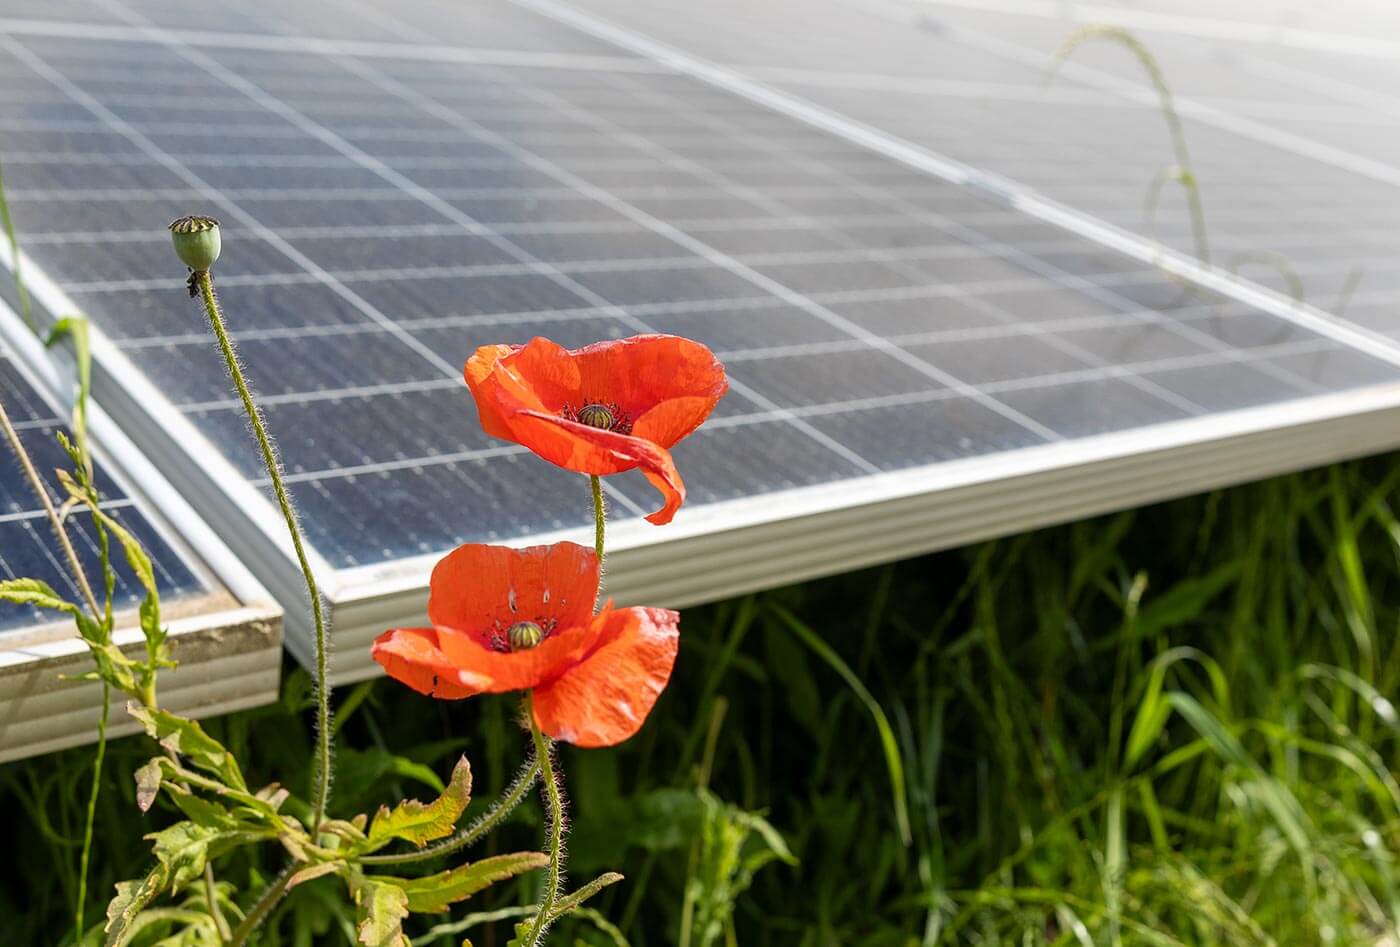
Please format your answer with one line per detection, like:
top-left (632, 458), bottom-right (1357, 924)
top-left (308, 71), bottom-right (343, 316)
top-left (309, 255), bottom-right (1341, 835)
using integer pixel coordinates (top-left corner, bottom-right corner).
top-left (368, 756), bottom-right (472, 850)
top-left (0, 577), bottom-right (78, 614)
top-left (352, 876), bottom-right (410, 947)
top-left (147, 822), bottom-right (222, 893)
top-left (135, 758), bottom-right (163, 813)
top-left (384, 851), bottom-right (547, 913)
top-left (104, 867), bottom-right (167, 947)
top-left (127, 703), bottom-right (246, 791)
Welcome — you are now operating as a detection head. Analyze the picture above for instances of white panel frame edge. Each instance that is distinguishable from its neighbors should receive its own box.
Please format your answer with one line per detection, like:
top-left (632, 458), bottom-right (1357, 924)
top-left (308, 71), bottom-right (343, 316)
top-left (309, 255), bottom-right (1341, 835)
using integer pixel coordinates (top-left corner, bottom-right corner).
top-left (0, 294), bottom-right (282, 763)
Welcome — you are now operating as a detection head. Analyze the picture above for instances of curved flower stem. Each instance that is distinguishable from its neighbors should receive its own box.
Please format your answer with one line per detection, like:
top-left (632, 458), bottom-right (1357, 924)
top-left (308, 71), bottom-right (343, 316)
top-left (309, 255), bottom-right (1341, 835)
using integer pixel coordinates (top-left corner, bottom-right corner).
top-left (196, 271), bottom-right (333, 831)
top-left (523, 694), bottom-right (565, 947)
top-left (360, 756), bottom-right (542, 866)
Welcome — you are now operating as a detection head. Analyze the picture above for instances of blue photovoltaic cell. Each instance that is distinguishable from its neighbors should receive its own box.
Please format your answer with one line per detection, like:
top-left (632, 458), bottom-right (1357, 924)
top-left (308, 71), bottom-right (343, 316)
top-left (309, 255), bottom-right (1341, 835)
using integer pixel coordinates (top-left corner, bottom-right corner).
top-left (0, 0), bottom-right (1398, 574)
top-left (0, 343), bottom-right (206, 631)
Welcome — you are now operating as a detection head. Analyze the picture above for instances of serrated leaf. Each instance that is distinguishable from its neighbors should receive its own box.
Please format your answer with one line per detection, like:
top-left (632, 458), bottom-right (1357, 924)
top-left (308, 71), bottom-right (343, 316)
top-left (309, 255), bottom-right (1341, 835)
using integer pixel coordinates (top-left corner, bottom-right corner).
top-left (368, 756), bottom-right (471, 850)
top-left (127, 703), bottom-right (245, 790)
top-left (352, 876), bottom-right (410, 947)
top-left (383, 851), bottom-right (547, 913)
top-left (135, 759), bottom-right (162, 813)
top-left (104, 866), bottom-right (168, 947)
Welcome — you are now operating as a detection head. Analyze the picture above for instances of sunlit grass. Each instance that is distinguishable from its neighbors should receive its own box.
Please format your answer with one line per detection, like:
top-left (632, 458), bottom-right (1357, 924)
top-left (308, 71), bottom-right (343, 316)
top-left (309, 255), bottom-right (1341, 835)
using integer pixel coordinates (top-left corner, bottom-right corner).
top-left (2, 458), bottom-right (1396, 945)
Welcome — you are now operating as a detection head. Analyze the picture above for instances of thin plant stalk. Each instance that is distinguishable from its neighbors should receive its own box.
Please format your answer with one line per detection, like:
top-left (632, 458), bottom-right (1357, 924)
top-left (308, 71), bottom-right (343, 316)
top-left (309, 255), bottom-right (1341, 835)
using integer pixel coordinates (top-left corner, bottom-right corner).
top-left (523, 694), bottom-right (565, 947)
top-left (75, 682), bottom-right (108, 942)
top-left (195, 270), bottom-right (334, 832)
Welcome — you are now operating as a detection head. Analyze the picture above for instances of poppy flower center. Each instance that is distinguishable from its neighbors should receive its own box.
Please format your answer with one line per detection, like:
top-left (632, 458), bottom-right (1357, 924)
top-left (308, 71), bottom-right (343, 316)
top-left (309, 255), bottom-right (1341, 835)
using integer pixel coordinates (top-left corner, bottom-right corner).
top-left (563, 400), bottom-right (633, 435)
top-left (507, 620), bottom-right (545, 651)
top-left (576, 403), bottom-right (616, 429)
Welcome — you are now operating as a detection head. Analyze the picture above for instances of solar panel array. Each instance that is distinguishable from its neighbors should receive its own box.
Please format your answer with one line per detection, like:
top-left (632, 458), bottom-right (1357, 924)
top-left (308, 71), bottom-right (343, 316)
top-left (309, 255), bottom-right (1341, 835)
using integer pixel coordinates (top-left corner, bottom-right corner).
top-left (1, 0), bottom-right (1400, 685)
top-left (2, 0), bottom-right (1399, 586)
top-left (0, 337), bottom-right (206, 631)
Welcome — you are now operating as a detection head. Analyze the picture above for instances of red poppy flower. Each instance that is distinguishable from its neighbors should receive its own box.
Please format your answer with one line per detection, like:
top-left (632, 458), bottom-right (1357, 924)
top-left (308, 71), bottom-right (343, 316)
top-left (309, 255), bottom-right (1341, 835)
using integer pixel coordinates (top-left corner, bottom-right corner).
top-left (371, 541), bottom-right (679, 747)
top-left (465, 335), bottom-right (727, 526)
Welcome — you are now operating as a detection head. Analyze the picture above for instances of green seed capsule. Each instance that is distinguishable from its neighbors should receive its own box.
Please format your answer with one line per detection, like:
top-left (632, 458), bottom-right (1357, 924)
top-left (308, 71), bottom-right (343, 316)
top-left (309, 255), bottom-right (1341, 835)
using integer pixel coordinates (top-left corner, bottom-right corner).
top-left (576, 403), bottom-right (616, 430)
top-left (508, 620), bottom-right (545, 651)
top-left (168, 215), bottom-right (222, 272)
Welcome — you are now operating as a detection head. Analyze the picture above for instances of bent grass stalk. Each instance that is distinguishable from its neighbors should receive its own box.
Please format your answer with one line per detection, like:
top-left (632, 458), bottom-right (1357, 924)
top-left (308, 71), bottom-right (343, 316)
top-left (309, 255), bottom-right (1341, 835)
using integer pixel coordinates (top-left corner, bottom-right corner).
top-left (1050, 25), bottom-right (1210, 268)
top-left (194, 271), bottom-right (333, 836)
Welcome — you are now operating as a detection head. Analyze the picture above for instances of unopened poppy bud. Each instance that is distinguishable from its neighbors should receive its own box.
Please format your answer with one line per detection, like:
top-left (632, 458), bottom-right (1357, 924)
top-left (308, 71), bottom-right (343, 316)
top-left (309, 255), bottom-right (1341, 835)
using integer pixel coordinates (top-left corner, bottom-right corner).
top-left (168, 215), bottom-right (221, 271)
top-left (508, 620), bottom-right (544, 651)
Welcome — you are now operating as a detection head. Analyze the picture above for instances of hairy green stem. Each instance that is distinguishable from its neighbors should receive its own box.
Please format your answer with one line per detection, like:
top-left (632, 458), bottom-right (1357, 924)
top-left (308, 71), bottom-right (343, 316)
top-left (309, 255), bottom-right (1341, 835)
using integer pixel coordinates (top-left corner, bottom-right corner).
top-left (590, 475), bottom-right (605, 567)
top-left (226, 863), bottom-right (296, 947)
top-left (523, 694), bottom-right (565, 947)
top-left (196, 271), bottom-right (333, 831)
top-left (360, 756), bottom-right (542, 866)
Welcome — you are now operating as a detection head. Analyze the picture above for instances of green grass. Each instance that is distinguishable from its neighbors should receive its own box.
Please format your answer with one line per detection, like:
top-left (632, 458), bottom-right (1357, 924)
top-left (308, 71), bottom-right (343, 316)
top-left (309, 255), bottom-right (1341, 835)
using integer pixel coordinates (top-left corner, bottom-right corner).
top-left (3, 455), bottom-right (1397, 945)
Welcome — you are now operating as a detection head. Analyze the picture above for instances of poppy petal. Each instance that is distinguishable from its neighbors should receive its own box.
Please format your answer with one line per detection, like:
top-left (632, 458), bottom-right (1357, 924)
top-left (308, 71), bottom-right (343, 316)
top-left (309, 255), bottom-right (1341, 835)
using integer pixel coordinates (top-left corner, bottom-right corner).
top-left (371, 627), bottom-right (477, 699)
top-left (429, 542), bottom-right (599, 643)
top-left (509, 410), bottom-right (685, 524)
top-left (434, 608), bottom-right (613, 693)
top-left (531, 606), bottom-right (680, 747)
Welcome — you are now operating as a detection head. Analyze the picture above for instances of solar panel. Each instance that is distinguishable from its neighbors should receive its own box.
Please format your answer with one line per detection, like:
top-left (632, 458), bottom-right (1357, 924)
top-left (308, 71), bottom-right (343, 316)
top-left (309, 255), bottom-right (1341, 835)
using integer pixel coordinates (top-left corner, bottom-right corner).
top-left (3, 0), bottom-right (1400, 682)
top-left (0, 299), bottom-right (281, 761)
top-left (553, 0), bottom-right (1400, 336)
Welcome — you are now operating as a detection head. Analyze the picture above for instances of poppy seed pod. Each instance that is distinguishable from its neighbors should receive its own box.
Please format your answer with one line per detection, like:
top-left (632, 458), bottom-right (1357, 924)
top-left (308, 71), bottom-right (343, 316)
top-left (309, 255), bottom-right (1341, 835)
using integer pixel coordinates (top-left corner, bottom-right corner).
top-left (168, 215), bottom-right (222, 271)
top-left (507, 620), bottom-right (545, 651)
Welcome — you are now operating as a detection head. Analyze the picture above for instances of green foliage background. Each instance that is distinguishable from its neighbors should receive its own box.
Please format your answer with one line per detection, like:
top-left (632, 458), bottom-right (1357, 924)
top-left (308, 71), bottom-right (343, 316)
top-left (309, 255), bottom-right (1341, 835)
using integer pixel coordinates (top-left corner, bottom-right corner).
top-left (4, 456), bottom-right (1400, 945)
